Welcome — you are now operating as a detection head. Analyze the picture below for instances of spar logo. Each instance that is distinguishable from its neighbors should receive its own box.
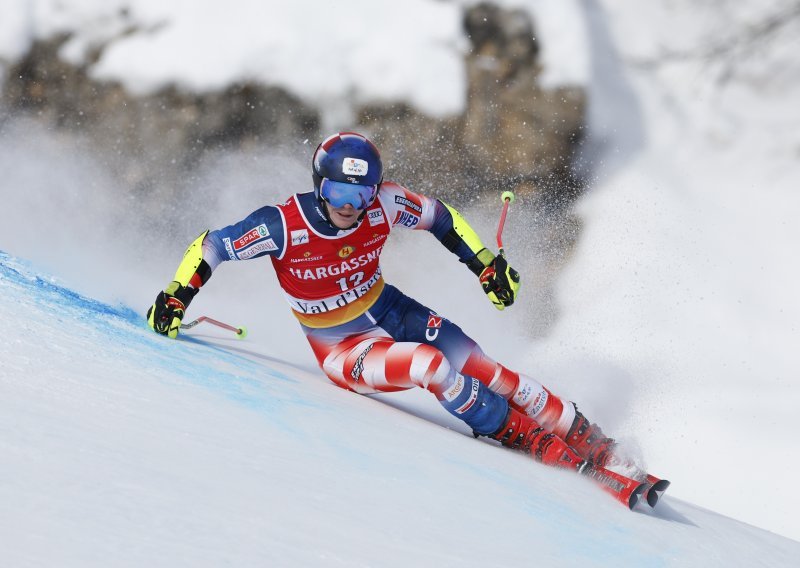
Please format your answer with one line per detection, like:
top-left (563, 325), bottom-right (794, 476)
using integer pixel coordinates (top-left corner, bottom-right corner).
top-left (338, 245), bottom-right (355, 258)
top-left (425, 313), bottom-right (443, 341)
top-left (233, 224), bottom-right (269, 250)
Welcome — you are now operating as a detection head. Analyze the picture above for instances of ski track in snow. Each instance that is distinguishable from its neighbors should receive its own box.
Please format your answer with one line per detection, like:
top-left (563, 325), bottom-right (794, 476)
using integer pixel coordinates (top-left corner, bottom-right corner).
top-left (2, 250), bottom-right (799, 567)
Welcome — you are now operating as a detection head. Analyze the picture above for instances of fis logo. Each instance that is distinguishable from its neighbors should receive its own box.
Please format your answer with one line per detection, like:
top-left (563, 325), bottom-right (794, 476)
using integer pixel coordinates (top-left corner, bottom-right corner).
top-left (291, 229), bottom-right (309, 246)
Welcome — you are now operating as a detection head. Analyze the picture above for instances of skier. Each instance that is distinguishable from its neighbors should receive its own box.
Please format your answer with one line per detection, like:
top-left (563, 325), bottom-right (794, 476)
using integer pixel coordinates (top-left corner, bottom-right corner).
top-left (147, 132), bottom-right (620, 483)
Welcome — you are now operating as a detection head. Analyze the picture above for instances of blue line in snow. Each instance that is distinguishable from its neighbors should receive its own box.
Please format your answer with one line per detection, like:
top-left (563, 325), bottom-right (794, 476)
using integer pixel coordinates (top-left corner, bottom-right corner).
top-left (0, 250), bottom-right (322, 431)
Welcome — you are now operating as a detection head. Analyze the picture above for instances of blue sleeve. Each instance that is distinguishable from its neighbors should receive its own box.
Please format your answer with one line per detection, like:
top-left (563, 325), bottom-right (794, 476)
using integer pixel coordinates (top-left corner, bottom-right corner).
top-left (205, 205), bottom-right (285, 262)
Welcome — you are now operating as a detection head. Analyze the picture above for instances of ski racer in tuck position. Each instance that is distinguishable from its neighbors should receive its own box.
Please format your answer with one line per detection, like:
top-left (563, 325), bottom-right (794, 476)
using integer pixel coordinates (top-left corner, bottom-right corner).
top-left (147, 132), bottom-right (665, 507)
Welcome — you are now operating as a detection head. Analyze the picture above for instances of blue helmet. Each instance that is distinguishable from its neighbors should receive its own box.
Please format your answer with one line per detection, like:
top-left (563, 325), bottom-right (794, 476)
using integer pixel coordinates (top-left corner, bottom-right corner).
top-left (312, 132), bottom-right (383, 210)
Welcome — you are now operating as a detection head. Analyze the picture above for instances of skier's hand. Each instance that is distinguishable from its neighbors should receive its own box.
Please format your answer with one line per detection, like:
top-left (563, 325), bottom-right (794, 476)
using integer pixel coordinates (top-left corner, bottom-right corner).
top-left (146, 281), bottom-right (197, 338)
top-left (479, 254), bottom-right (520, 310)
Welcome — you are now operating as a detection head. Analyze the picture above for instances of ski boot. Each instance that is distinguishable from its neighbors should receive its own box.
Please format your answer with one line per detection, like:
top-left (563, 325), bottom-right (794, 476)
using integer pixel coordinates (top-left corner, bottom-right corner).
top-left (563, 403), bottom-right (616, 467)
top-left (564, 404), bottom-right (671, 507)
top-left (492, 408), bottom-right (649, 508)
top-left (492, 408), bottom-right (587, 472)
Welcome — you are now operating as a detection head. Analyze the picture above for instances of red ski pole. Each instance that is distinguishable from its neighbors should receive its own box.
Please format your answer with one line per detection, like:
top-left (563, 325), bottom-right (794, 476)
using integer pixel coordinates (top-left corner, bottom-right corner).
top-left (180, 316), bottom-right (248, 339)
top-left (496, 190), bottom-right (516, 256)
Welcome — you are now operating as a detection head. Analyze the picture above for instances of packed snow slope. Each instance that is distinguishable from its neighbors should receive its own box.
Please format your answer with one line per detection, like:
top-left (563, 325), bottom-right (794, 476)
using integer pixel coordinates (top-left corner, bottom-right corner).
top-left (1, 251), bottom-right (798, 567)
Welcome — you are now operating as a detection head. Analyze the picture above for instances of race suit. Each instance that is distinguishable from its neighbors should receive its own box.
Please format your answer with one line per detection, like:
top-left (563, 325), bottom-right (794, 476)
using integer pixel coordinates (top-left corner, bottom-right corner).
top-left (180, 183), bottom-right (576, 437)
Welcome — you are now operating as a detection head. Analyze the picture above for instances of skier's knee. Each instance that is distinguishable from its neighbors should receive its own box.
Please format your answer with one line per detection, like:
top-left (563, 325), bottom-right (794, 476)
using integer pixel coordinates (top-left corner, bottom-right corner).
top-left (321, 338), bottom-right (384, 392)
top-left (401, 342), bottom-right (451, 393)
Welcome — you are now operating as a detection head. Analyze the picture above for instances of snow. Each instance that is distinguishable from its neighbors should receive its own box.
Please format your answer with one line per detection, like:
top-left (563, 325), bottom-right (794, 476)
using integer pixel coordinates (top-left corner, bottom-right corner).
top-left (2, 0), bottom-right (800, 556)
top-left (2, 252), bottom-right (799, 566)
top-left (544, 0), bottom-right (800, 543)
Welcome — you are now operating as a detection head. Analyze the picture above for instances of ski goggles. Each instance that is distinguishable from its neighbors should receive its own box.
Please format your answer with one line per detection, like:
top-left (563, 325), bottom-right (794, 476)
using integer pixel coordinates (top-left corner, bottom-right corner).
top-left (319, 178), bottom-right (378, 209)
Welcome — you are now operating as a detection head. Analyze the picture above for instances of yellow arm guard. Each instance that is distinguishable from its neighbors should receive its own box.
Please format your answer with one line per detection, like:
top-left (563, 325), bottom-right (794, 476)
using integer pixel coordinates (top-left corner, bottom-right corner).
top-left (146, 231), bottom-right (212, 338)
top-left (173, 230), bottom-right (212, 288)
top-left (440, 202), bottom-right (496, 276)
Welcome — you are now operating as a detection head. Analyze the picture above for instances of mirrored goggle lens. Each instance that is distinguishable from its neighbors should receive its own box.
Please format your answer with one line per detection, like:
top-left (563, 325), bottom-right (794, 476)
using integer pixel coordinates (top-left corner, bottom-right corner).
top-left (320, 178), bottom-right (377, 209)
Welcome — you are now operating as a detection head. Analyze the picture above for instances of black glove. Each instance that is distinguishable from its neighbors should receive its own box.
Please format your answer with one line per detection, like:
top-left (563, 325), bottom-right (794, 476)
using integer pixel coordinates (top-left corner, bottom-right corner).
top-left (146, 281), bottom-right (198, 338)
top-left (479, 254), bottom-right (520, 311)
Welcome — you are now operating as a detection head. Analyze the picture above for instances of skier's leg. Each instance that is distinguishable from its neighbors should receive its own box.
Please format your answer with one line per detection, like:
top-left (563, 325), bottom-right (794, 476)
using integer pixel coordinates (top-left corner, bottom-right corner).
top-left (464, 349), bottom-right (615, 466)
top-left (460, 346), bottom-right (576, 431)
top-left (319, 335), bottom-right (507, 434)
top-left (301, 289), bottom-right (591, 470)
top-left (375, 289), bottom-right (614, 466)
top-left (318, 333), bottom-right (585, 470)
top-left (379, 291), bottom-right (579, 437)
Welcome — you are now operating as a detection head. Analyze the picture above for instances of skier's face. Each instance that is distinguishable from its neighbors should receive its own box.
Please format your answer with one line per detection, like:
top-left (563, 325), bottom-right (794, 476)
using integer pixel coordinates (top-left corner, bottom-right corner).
top-left (325, 202), bottom-right (362, 229)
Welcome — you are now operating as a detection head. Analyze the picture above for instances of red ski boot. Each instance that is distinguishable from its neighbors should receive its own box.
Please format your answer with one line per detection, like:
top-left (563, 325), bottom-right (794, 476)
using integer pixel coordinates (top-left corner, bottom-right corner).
top-left (563, 404), bottom-right (616, 467)
top-left (564, 405), bottom-right (670, 507)
top-left (492, 408), bottom-right (587, 472)
top-left (492, 408), bottom-right (649, 508)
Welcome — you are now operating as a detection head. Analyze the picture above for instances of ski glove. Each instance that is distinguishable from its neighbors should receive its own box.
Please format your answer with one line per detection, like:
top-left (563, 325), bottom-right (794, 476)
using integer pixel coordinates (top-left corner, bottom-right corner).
top-left (479, 254), bottom-right (520, 311)
top-left (147, 281), bottom-right (198, 338)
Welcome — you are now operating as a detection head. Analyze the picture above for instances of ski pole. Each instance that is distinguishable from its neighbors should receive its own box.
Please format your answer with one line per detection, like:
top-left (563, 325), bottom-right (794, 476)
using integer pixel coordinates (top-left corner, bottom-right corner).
top-left (180, 316), bottom-right (248, 339)
top-left (496, 190), bottom-right (516, 256)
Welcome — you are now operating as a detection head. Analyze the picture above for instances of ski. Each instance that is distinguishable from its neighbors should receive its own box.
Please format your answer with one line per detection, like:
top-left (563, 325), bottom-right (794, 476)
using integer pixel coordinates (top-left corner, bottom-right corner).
top-left (581, 464), bottom-right (648, 510)
top-left (643, 474), bottom-right (671, 508)
top-left (600, 454), bottom-right (671, 508)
